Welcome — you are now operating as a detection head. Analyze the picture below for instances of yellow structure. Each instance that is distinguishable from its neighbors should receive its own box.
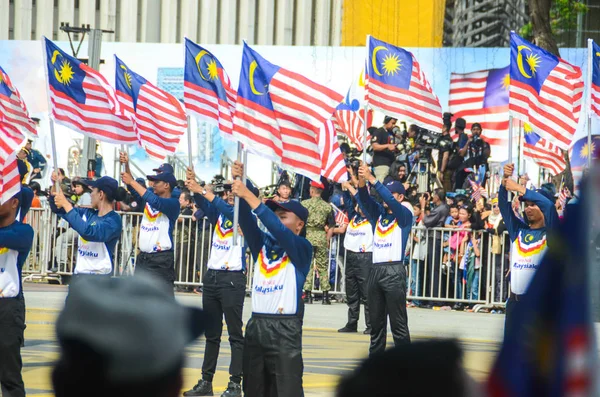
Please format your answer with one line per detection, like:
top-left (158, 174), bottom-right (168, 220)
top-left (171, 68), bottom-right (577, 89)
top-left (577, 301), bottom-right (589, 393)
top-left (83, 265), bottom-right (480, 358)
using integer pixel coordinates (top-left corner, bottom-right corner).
top-left (342, 0), bottom-right (447, 47)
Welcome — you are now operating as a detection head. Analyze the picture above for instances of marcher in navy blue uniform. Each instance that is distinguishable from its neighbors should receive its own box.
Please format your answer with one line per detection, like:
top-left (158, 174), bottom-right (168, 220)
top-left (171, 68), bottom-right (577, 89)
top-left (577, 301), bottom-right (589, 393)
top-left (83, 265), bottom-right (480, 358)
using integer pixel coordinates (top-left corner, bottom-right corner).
top-left (230, 161), bottom-right (312, 397)
top-left (357, 163), bottom-right (413, 356)
top-left (184, 168), bottom-right (246, 397)
top-left (49, 177), bottom-right (124, 277)
top-left (499, 163), bottom-right (559, 335)
top-left (120, 152), bottom-right (179, 292)
top-left (338, 178), bottom-right (373, 334)
top-left (0, 187), bottom-right (34, 397)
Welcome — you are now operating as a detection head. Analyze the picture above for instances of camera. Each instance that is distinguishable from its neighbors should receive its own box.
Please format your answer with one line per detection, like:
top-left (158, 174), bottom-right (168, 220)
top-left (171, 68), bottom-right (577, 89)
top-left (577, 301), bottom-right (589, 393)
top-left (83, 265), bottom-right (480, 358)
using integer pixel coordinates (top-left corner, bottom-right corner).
top-left (262, 184), bottom-right (278, 199)
top-left (210, 175), bottom-right (231, 195)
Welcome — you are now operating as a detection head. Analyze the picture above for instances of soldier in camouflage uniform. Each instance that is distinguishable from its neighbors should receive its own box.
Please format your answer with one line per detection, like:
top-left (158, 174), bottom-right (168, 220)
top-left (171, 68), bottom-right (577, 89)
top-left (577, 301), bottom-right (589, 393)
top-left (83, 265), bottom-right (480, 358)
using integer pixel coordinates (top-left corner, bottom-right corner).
top-left (302, 180), bottom-right (334, 304)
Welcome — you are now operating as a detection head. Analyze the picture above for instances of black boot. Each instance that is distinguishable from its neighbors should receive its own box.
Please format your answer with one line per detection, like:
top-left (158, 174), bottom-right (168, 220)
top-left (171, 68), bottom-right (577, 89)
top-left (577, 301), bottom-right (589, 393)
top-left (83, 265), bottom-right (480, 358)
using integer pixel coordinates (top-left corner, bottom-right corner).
top-left (183, 379), bottom-right (213, 396)
top-left (322, 291), bottom-right (331, 305)
top-left (221, 381), bottom-right (242, 397)
top-left (304, 290), bottom-right (313, 304)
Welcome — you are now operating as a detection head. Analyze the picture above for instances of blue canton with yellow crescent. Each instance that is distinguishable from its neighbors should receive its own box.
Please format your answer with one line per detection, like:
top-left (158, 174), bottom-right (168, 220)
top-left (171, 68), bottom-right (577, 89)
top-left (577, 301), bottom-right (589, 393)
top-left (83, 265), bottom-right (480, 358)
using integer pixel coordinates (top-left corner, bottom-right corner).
top-left (366, 36), bottom-right (412, 90)
top-left (114, 56), bottom-right (146, 109)
top-left (510, 32), bottom-right (559, 95)
top-left (44, 37), bottom-right (87, 104)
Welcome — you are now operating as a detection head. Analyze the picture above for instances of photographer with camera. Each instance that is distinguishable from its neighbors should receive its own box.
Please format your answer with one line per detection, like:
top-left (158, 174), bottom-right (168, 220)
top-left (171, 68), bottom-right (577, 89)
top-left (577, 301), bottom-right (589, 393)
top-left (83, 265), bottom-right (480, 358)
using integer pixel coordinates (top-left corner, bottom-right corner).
top-left (455, 123), bottom-right (491, 189)
top-left (371, 116), bottom-right (398, 182)
top-left (184, 169), bottom-right (247, 397)
top-left (419, 189), bottom-right (449, 306)
top-left (437, 124), bottom-right (454, 192)
top-left (451, 118), bottom-right (470, 190)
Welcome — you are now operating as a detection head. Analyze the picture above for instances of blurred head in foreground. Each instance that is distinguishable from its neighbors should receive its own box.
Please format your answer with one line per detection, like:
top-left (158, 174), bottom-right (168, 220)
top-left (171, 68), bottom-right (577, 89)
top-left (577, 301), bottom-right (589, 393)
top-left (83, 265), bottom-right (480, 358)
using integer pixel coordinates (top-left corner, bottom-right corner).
top-left (52, 275), bottom-right (206, 397)
top-left (336, 339), bottom-right (480, 397)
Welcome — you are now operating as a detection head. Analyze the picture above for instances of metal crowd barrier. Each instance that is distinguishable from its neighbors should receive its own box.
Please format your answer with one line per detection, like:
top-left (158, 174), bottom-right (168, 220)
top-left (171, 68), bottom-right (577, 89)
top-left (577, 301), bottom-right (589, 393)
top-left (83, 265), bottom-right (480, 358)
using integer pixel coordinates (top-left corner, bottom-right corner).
top-left (22, 208), bottom-right (511, 309)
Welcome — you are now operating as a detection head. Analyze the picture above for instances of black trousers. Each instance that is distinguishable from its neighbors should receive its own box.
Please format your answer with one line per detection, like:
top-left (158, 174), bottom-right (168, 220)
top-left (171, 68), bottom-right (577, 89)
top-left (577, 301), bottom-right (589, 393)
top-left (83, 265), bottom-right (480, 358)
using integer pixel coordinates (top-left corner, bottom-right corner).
top-left (504, 295), bottom-right (521, 339)
top-left (425, 237), bottom-right (443, 299)
top-left (243, 314), bottom-right (303, 397)
top-left (367, 263), bottom-right (410, 357)
top-left (344, 251), bottom-right (371, 330)
top-left (202, 270), bottom-right (246, 384)
top-left (135, 251), bottom-right (175, 294)
top-left (0, 298), bottom-right (26, 397)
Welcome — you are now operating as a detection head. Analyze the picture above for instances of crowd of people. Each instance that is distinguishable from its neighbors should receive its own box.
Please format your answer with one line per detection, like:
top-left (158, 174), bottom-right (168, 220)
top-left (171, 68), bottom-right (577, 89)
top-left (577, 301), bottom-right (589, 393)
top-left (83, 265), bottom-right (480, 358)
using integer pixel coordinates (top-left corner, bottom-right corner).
top-left (1, 113), bottom-right (568, 397)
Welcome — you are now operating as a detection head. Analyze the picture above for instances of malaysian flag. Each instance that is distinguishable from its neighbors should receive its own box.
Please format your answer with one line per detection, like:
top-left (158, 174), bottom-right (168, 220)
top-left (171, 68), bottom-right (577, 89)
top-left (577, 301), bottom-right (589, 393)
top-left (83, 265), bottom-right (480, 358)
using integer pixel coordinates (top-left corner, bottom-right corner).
top-left (333, 71), bottom-right (373, 150)
top-left (591, 40), bottom-right (600, 119)
top-left (232, 43), bottom-right (345, 182)
top-left (0, 152), bottom-right (21, 205)
top-left (115, 56), bottom-right (187, 161)
top-left (449, 66), bottom-right (509, 160)
top-left (0, 66), bottom-right (36, 141)
top-left (468, 178), bottom-right (487, 202)
top-left (43, 37), bottom-right (136, 145)
top-left (184, 38), bottom-right (237, 136)
top-left (319, 119), bottom-right (348, 182)
top-left (522, 123), bottom-right (566, 176)
top-left (509, 32), bottom-right (584, 150)
top-left (331, 203), bottom-right (349, 226)
top-left (365, 36), bottom-right (442, 132)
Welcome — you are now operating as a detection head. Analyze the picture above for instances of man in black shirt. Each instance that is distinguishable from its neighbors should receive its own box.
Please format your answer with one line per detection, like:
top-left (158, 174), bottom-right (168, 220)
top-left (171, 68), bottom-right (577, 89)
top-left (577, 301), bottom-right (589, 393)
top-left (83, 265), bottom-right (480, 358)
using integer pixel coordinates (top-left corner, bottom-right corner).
top-left (371, 116), bottom-right (397, 182)
top-left (436, 125), bottom-right (454, 192)
top-left (465, 123), bottom-right (491, 186)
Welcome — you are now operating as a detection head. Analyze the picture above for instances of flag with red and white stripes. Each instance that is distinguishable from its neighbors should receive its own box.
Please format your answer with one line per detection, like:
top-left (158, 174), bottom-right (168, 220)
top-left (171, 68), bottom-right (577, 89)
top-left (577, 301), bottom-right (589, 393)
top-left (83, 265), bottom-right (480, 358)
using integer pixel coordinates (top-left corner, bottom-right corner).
top-left (319, 119), bottom-right (348, 182)
top-left (184, 39), bottom-right (237, 136)
top-left (468, 178), bottom-right (487, 203)
top-left (522, 124), bottom-right (566, 176)
top-left (333, 108), bottom-right (373, 151)
top-left (365, 36), bottom-right (442, 132)
top-left (331, 203), bottom-right (349, 226)
top-left (115, 56), bottom-right (187, 161)
top-left (449, 67), bottom-right (509, 160)
top-left (0, 152), bottom-right (21, 205)
top-left (232, 43), bottom-right (346, 182)
top-left (509, 33), bottom-right (584, 150)
top-left (591, 40), bottom-right (600, 119)
top-left (332, 71), bottom-right (373, 150)
top-left (0, 66), bottom-right (36, 141)
top-left (43, 37), bottom-right (137, 145)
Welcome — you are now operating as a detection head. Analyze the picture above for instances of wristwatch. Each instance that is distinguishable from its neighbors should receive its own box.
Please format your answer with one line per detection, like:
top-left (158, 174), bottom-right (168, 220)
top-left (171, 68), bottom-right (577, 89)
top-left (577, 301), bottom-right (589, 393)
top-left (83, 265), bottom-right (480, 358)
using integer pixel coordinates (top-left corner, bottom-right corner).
top-left (201, 189), bottom-right (207, 196)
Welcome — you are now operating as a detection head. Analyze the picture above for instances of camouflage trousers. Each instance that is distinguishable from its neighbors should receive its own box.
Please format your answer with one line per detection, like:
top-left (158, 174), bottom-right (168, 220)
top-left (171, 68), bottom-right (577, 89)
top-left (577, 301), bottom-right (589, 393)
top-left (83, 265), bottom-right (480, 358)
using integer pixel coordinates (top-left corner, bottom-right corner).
top-left (303, 242), bottom-right (331, 292)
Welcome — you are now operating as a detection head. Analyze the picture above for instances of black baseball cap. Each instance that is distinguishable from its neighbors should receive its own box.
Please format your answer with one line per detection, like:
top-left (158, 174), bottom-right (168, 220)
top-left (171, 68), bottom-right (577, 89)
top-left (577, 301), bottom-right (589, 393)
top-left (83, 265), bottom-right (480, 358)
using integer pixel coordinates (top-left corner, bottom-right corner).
top-left (56, 275), bottom-right (206, 382)
top-left (385, 180), bottom-right (406, 195)
top-left (147, 172), bottom-right (177, 189)
top-left (86, 176), bottom-right (118, 200)
top-left (152, 163), bottom-right (174, 174)
top-left (265, 199), bottom-right (309, 223)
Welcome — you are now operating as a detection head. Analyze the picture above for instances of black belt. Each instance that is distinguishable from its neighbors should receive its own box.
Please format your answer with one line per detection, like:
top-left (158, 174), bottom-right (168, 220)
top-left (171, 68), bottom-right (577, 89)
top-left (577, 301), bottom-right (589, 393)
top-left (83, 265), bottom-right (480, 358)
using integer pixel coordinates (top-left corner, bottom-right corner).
top-left (510, 292), bottom-right (523, 301)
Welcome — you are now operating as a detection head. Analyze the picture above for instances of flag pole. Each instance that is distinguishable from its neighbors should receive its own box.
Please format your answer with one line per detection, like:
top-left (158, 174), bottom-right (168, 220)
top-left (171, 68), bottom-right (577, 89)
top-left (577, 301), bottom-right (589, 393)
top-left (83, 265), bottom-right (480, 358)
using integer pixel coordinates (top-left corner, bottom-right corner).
top-left (587, 39), bottom-right (593, 169)
top-left (508, 115), bottom-right (513, 169)
top-left (185, 115), bottom-right (194, 196)
top-left (40, 37), bottom-right (60, 194)
top-left (232, 142), bottom-right (243, 246)
top-left (517, 120), bottom-right (522, 176)
top-left (362, 34), bottom-right (370, 163)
